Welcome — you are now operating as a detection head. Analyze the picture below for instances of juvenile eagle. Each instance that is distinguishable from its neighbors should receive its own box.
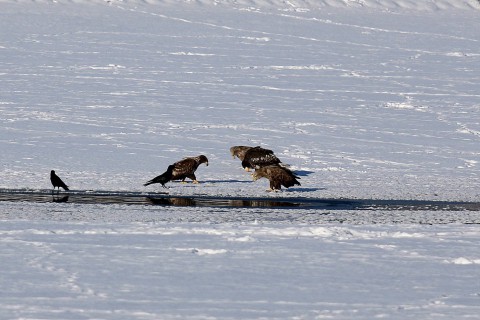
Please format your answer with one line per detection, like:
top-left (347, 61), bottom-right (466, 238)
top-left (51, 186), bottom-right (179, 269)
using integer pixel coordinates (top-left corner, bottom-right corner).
top-left (230, 146), bottom-right (254, 161)
top-left (252, 165), bottom-right (300, 191)
top-left (50, 170), bottom-right (69, 193)
top-left (144, 155), bottom-right (209, 187)
top-left (241, 146), bottom-right (281, 171)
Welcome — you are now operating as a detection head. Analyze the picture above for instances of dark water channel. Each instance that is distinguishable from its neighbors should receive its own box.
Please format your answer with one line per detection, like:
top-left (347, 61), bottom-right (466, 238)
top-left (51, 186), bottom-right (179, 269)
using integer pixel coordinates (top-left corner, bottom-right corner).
top-left (1, 189), bottom-right (479, 211)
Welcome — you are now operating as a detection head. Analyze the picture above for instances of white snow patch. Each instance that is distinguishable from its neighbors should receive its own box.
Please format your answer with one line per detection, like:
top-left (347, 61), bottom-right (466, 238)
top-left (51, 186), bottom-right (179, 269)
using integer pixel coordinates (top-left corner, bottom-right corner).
top-left (446, 257), bottom-right (480, 265)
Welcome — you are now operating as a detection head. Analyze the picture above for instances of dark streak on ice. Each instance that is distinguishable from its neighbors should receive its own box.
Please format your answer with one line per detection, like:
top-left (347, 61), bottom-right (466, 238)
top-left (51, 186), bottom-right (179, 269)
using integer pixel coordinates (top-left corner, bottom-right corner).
top-left (1, 189), bottom-right (479, 211)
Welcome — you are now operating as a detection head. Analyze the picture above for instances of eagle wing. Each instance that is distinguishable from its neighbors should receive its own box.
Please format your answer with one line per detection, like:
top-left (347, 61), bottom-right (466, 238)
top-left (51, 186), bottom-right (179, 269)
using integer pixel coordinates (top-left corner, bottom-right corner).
top-left (171, 158), bottom-right (198, 180)
top-left (243, 147), bottom-right (281, 169)
top-left (258, 165), bottom-right (300, 190)
top-left (276, 167), bottom-right (301, 188)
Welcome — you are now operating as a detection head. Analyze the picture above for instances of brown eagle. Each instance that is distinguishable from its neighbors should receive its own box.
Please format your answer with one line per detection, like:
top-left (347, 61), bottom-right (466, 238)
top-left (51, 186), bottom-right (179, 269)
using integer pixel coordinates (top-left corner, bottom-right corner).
top-left (230, 146), bottom-right (254, 161)
top-left (144, 155), bottom-right (209, 188)
top-left (252, 165), bottom-right (301, 191)
top-left (50, 170), bottom-right (69, 193)
top-left (241, 146), bottom-right (281, 171)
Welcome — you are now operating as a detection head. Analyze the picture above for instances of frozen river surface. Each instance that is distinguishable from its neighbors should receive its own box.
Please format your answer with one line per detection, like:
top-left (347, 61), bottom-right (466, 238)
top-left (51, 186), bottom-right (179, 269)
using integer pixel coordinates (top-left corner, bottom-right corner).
top-left (1, 0), bottom-right (480, 319)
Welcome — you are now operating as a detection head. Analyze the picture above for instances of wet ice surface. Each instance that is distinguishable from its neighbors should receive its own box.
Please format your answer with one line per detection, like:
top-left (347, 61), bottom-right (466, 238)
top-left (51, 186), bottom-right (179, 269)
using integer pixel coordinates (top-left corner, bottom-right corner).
top-left (1, 195), bottom-right (480, 225)
top-left (1, 189), bottom-right (480, 224)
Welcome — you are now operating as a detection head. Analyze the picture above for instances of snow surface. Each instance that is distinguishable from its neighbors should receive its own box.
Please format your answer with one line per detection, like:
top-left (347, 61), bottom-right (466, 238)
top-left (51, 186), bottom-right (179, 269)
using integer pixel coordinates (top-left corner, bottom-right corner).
top-left (1, 0), bottom-right (480, 319)
top-left (1, 0), bottom-right (480, 201)
top-left (1, 216), bottom-right (480, 319)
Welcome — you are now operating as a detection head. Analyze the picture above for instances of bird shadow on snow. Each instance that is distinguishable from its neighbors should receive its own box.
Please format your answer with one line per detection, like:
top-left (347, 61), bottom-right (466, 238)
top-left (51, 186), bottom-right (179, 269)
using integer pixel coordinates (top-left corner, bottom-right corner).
top-left (167, 171), bottom-right (319, 191)
top-left (202, 179), bottom-right (253, 184)
top-left (286, 187), bottom-right (326, 193)
top-left (291, 170), bottom-right (322, 192)
top-left (294, 170), bottom-right (315, 177)
top-left (200, 178), bottom-right (326, 193)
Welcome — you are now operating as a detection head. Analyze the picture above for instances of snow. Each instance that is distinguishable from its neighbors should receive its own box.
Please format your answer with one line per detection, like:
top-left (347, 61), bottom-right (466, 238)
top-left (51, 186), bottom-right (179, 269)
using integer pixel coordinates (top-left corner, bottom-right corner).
top-left (1, 0), bottom-right (480, 319)
top-left (1, 216), bottom-right (480, 319)
top-left (1, 0), bottom-right (480, 201)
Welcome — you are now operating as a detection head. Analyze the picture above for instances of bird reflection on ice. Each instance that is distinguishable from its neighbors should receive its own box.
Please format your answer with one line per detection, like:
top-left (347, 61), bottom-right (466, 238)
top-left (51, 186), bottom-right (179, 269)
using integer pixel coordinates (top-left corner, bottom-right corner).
top-left (52, 195), bottom-right (69, 203)
top-left (0, 189), bottom-right (479, 212)
top-left (147, 197), bottom-right (298, 208)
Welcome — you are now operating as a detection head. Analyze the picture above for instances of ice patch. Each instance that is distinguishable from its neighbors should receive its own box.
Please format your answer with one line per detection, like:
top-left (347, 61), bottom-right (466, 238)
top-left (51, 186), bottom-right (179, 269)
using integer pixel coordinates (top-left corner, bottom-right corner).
top-left (445, 51), bottom-right (480, 57)
top-left (268, 65), bottom-right (333, 71)
top-left (319, 167), bottom-right (346, 172)
top-left (239, 36), bottom-right (271, 42)
top-left (383, 102), bottom-right (428, 112)
top-left (191, 248), bottom-right (229, 255)
top-left (227, 235), bottom-right (256, 242)
top-left (169, 51), bottom-right (216, 56)
top-left (446, 257), bottom-right (480, 265)
top-left (456, 127), bottom-right (480, 137)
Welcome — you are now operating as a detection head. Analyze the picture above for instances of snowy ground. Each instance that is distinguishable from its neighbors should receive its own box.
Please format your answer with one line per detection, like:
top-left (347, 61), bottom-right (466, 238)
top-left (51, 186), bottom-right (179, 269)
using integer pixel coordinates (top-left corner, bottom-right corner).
top-left (1, 217), bottom-right (480, 319)
top-left (1, 0), bottom-right (479, 200)
top-left (1, 0), bottom-right (480, 319)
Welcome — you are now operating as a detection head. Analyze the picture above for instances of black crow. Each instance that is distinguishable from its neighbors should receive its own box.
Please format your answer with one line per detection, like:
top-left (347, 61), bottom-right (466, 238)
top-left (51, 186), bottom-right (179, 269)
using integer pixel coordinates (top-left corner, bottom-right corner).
top-left (50, 170), bottom-right (69, 193)
top-left (144, 165), bottom-right (175, 188)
